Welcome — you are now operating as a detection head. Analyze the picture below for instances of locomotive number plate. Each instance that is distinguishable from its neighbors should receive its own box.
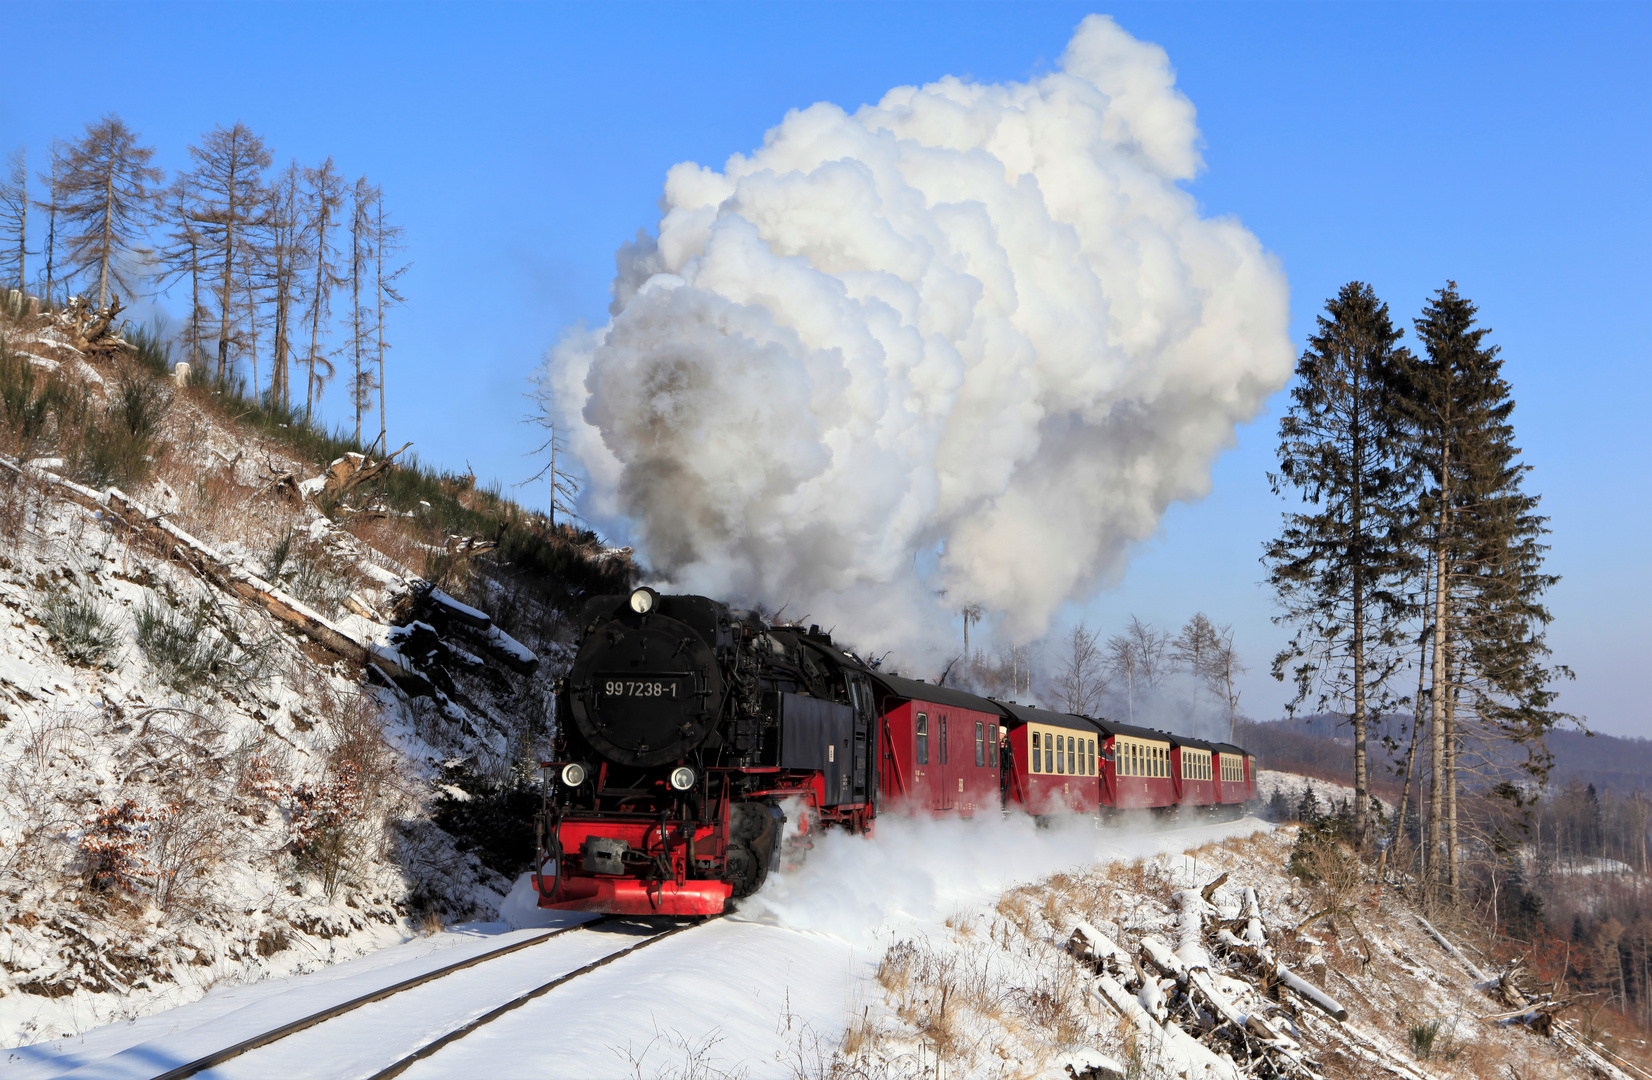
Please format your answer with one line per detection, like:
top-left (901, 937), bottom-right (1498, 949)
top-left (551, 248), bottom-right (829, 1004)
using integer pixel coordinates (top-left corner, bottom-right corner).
top-left (598, 673), bottom-right (689, 699)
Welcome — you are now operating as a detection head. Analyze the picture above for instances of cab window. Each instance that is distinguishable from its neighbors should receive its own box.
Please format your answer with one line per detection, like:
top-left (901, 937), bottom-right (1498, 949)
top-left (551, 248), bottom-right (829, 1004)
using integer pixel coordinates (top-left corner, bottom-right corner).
top-left (975, 720), bottom-right (986, 767)
top-left (939, 717), bottom-right (948, 765)
top-left (916, 713), bottom-right (928, 765)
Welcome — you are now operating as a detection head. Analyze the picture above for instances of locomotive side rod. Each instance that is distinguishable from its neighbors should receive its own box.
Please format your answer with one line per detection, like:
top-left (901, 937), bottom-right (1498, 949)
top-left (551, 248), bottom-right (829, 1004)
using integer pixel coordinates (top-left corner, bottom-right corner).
top-left (150, 916), bottom-right (612, 1080)
top-left (368, 916), bottom-right (718, 1080)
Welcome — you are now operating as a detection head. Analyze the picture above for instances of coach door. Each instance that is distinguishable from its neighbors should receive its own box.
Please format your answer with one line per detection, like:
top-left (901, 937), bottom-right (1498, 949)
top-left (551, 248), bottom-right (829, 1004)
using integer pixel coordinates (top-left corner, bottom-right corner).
top-left (936, 715), bottom-right (953, 811)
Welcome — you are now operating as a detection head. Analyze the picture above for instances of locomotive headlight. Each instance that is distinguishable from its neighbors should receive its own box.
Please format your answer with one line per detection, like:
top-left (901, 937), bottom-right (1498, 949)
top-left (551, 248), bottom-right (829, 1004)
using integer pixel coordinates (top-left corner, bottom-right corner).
top-left (629, 587), bottom-right (657, 614)
top-left (560, 762), bottom-right (589, 787)
top-left (668, 766), bottom-right (696, 791)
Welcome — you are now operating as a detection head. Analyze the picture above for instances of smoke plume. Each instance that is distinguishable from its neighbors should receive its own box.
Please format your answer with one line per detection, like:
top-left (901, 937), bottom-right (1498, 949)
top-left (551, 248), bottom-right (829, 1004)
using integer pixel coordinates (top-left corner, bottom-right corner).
top-left (540, 16), bottom-right (1292, 658)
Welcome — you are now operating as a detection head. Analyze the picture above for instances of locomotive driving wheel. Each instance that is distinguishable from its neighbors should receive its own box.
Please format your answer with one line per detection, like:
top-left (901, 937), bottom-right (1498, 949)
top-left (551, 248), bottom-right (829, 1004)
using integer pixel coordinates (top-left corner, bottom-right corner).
top-left (724, 802), bottom-right (777, 898)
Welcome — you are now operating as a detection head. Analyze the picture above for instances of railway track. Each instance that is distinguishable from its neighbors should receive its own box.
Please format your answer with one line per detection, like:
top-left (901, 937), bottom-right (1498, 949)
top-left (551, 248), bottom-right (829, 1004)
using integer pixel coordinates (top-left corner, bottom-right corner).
top-left (142, 914), bottom-right (710, 1080)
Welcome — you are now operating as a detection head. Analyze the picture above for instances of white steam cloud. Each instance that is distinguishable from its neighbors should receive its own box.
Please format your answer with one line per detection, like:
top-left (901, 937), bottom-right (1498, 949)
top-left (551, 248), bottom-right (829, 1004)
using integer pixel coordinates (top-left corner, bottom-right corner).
top-left (541, 16), bottom-right (1292, 657)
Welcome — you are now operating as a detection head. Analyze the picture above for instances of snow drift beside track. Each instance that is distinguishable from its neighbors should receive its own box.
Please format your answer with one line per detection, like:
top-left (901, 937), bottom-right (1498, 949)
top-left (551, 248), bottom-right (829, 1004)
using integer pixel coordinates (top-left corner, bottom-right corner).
top-left (541, 15), bottom-right (1293, 659)
top-left (735, 810), bottom-right (1270, 946)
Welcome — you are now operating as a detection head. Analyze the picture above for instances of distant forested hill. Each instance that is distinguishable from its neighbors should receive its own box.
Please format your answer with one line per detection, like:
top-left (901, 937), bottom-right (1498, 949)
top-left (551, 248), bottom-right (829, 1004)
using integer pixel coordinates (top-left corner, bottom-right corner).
top-left (1239, 716), bottom-right (1652, 795)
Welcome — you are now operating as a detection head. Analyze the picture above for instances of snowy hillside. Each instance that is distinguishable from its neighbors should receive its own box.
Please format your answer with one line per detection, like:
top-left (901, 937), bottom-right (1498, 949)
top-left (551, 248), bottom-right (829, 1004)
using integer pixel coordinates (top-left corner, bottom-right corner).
top-left (0, 303), bottom-right (587, 1048)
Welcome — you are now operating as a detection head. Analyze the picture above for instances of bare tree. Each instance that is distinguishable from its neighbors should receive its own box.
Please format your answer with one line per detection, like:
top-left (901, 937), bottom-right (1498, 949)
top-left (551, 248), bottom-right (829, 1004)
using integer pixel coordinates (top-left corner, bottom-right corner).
top-left (155, 177), bottom-right (212, 369)
top-left (261, 161), bottom-right (307, 410)
top-left (301, 158), bottom-right (345, 425)
top-left (180, 123), bottom-right (271, 385)
top-left (1105, 616), bottom-right (1169, 722)
top-left (1172, 613), bottom-right (1221, 686)
top-left (1104, 633), bottom-right (1140, 723)
top-left (58, 114), bottom-right (161, 310)
top-left (960, 603), bottom-right (983, 667)
top-left (524, 421), bottom-right (581, 526)
top-left (346, 176), bottom-right (378, 442)
top-left (1054, 622), bottom-right (1106, 716)
top-left (1207, 623), bottom-right (1247, 741)
top-left (33, 141), bottom-right (65, 303)
top-left (371, 192), bottom-right (407, 450)
top-left (0, 148), bottom-right (26, 289)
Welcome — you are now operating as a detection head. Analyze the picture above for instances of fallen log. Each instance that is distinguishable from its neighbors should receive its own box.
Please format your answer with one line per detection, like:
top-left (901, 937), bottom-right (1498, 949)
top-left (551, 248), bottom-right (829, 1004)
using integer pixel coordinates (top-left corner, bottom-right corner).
top-left (1414, 915), bottom-right (1490, 982)
top-left (1, 456), bottom-right (424, 692)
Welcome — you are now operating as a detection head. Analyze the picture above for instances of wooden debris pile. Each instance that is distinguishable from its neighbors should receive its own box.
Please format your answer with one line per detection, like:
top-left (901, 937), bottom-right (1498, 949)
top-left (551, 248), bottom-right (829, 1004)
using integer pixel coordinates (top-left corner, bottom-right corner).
top-left (1066, 874), bottom-right (1435, 1080)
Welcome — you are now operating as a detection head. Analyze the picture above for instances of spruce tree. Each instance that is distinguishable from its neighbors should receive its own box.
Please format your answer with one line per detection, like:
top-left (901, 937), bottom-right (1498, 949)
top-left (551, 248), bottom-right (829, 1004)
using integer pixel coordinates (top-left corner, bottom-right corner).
top-left (1399, 282), bottom-right (1568, 897)
top-left (1266, 281), bottom-right (1417, 847)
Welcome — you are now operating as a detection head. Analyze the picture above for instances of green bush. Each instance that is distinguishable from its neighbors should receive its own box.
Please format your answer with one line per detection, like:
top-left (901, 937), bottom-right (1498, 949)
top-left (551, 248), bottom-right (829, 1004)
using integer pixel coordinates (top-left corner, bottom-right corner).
top-left (41, 589), bottom-right (120, 664)
top-left (262, 528), bottom-right (352, 616)
top-left (124, 322), bottom-right (173, 378)
top-left (70, 371), bottom-right (170, 489)
top-left (0, 345), bottom-right (74, 460)
top-left (134, 598), bottom-right (273, 693)
top-left (1408, 1017), bottom-right (1461, 1061)
top-left (1288, 808), bottom-right (1358, 883)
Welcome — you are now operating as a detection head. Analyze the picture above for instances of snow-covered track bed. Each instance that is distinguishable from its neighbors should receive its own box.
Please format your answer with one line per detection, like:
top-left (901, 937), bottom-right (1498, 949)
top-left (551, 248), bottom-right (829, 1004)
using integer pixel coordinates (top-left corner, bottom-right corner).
top-left (29, 916), bottom-right (712, 1080)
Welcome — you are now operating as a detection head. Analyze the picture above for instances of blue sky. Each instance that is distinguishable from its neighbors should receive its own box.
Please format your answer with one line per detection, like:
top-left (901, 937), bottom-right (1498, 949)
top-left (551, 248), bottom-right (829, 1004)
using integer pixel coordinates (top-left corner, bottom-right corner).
top-left (3, 3), bottom-right (1647, 736)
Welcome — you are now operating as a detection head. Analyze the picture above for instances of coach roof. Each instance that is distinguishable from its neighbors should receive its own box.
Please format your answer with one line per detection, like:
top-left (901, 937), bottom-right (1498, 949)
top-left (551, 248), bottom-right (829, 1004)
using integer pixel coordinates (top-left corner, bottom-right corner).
top-left (867, 672), bottom-right (1002, 714)
top-left (994, 700), bottom-right (1103, 734)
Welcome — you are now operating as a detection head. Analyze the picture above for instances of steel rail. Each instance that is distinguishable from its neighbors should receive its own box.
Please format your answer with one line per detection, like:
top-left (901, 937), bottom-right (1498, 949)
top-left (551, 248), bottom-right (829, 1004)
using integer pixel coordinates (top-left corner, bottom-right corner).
top-left (151, 916), bottom-right (611, 1080)
top-left (368, 917), bottom-right (714, 1080)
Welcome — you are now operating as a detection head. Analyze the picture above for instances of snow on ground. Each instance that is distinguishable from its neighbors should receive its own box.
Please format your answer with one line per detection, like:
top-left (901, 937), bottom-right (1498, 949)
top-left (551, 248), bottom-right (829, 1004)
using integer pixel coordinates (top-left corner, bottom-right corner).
top-left (1255, 768), bottom-right (1356, 811)
top-left (6, 814), bottom-right (1267, 1079)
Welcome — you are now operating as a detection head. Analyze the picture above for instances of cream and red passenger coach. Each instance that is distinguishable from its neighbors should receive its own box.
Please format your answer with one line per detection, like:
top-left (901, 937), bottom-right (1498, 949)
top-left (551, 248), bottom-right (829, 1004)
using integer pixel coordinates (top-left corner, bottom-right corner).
top-left (538, 590), bottom-right (1256, 917)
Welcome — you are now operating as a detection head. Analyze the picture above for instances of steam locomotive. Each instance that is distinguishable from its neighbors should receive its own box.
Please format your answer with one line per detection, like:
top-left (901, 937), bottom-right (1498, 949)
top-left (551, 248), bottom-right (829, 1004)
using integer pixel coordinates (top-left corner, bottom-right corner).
top-left (534, 587), bottom-right (1256, 916)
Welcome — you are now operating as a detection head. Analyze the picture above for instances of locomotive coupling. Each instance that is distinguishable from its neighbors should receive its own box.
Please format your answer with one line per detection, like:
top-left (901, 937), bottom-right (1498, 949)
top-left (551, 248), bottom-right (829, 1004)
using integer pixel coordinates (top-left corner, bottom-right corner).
top-left (581, 836), bottom-right (628, 875)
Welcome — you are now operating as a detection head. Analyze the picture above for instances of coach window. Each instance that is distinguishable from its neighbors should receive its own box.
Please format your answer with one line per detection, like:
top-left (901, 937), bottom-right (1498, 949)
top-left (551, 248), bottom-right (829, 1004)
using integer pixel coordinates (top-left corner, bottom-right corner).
top-left (975, 720), bottom-right (985, 767)
top-left (1055, 735), bottom-right (1064, 774)
top-left (916, 714), bottom-right (929, 765)
top-left (940, 717), bottom-right (948, 765)
top-left (1046, 736), bottom-right (1054, 775)
top-left (1030, 731), bottom-right (1040, 773)
top-left (1066, 737), bottom-right (1075, 775)
top-left (1088, 739), bottom-right (1095, 775)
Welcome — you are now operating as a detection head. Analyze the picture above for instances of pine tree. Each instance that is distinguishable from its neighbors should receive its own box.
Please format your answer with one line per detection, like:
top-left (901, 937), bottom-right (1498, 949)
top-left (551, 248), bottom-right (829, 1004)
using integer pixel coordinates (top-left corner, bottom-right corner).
top-left (0, 148), bottom-right (27, 290)
top-left (181, 124), bottom-right (271, 386)
top-left (300, 158), bottom-right (345, 425)
top-left (1266, 281), bottom-right (1417, 847)
top-left (57, 115), bottom-right (161, 310)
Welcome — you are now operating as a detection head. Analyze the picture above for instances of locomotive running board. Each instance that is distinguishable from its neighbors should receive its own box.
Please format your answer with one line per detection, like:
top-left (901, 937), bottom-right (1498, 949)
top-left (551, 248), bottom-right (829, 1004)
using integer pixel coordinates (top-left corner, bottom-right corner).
top-left (537, 875), bottom-right (733, 916)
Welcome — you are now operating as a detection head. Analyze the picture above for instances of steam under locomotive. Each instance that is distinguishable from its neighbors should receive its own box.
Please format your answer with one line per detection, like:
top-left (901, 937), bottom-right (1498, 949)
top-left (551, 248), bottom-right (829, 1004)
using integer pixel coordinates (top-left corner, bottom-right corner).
top-left (534, 587), bottom-right (1256, 916)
